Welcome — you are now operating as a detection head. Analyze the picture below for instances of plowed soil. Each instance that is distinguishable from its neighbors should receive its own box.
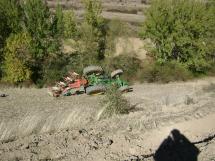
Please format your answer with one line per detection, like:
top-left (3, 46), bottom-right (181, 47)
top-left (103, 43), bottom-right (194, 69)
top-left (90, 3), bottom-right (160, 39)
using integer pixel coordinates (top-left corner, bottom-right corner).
top-left (0, 77), bottom-right (215, 161)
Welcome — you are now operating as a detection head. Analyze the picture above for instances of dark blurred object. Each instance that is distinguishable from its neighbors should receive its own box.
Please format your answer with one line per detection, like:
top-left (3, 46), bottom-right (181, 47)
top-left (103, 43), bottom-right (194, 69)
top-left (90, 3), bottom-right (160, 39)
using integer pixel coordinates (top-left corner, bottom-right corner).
top-left (154, 129), bottom-right (199, 161)
top-left (0, 94), bottom-right (8, 97)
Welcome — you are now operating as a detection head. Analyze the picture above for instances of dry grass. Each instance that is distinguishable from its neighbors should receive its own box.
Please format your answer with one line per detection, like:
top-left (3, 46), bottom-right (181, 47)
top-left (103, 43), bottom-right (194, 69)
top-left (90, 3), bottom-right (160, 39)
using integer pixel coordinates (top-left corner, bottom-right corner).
top-left (98, 86), bottom-right (130, 120)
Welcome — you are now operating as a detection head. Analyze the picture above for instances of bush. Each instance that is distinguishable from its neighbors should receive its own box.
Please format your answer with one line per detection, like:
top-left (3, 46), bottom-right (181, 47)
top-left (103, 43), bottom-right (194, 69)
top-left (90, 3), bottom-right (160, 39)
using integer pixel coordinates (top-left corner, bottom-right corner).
top-left (103, 55), bottom-right (142, 82)
top-left (75, 22), bottom-right (100, 66)
top-left (82, 0), bottom-right (108, 60)
top-left (207, 61), bottom-right (215, 76)
top-left (2, 33), bottom-right (32, 83)
top-left (140, 0), bottom-right (215, 73)
top-left (52, 3), bottom-right (64, 38)
top-left (141, 60), bottom-right (193, 83)
top-left (70, 0), bottom-right (108, 67)
top-left (99, 86), bottom-right (129, 119)
top-left (36, 53), bottom-right (72, 87)
top-left (0, 0), bottom-right (22, 33)
top-left (63, 10), bottom-right (78, 39)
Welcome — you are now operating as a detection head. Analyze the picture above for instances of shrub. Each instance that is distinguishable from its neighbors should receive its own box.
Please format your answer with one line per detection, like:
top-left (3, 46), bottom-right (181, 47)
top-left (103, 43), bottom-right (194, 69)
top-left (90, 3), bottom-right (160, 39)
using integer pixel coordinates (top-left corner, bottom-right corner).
top-left (3, 33), bottom-right (32, 83)
top-left (37, 53), bottom-right (72, 87)
top-left (52, 3), bottom-right (64, 38)
top-left (82, 0), bottom-right (108, 60)
top-left (140, 0), bottom-right (215, 73)
top-left (70, 0), bottom-right (107, 67)
top-left (0, 10), bottom-right (7, 78)
top-left (207, 61), bottom-right (215, 76)
top-left (103, 55), bottom-right (142, 82)
top-left (0, 0), bottom-right (22, 33)
top-left (63, 10), bottom-right (78, 39)
top-left (75, 22), bottom-right (100, 66)
top-left (141, 60), bottom-right (193, 83)
top-left (99, 86), bottom-right (129, 119)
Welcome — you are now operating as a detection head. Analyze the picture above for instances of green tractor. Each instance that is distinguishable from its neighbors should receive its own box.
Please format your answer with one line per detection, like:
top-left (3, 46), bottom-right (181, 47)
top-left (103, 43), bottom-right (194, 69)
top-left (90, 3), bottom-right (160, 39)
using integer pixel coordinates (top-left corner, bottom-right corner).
top-left (83, 66), bottom-right (132, 95)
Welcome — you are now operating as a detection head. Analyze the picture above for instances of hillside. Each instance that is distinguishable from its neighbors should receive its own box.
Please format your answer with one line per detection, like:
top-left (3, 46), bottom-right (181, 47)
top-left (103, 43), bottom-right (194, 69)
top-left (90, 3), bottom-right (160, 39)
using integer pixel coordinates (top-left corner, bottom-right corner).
top-left (0, 78), bottom-right (215, 161)
top-left (46, 0), bottom-right (147, 23)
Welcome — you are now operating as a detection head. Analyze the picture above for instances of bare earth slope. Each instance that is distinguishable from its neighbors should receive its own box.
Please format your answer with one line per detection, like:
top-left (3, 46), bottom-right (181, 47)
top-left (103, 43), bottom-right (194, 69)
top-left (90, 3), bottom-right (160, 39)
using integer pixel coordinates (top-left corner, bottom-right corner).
top-left (0, 77), bottom-right (215, 161)
top-left (46, 0), bottom-right (146, 23)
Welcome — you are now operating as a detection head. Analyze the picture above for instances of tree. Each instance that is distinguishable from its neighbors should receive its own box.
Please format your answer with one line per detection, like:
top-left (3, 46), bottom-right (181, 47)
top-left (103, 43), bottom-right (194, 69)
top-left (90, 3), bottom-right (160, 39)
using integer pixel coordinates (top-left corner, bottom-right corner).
top-left (0, 0), bottom-right (23, 78)
top-left (52, 2), bottom-right (64, 38)
top-left (82, 0), bottom-right (108, 60)
top-left (0, 0), bottom-right (22, 33)
top-left (22, 0), bottom-right (61, 82)
top-left (3, 32), bottom-right (32, 83)
top-left (140, 0), bottom-right (215, 73)
top-left (0, 10), bottom-right (8, 77)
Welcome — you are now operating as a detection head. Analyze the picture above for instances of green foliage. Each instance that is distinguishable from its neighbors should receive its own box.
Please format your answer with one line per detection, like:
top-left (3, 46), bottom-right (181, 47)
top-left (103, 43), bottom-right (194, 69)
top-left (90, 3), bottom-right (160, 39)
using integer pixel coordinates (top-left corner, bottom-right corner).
top-left (75, 22), bottom-right (100, 66)
top-left (3, 33), bottom-right (32, 83)
top-left (63, 10), bottom-right (78, 39)
top-left (141, 60), bottom-right (193, 83)
top-left (63, 0), bottom-right (107, 69)
top-left (64, 52), bottom-right (84, 74)
top-left (0, 10), bottom-right (7, 77)
top-left (140, 0), bottom-right (215, 73)
top-left (99, 86), bottom-right (129, 119)
top-left (22, 0), bottom-right (59, 60)
top-left (53, 3), bottom-right (64, 38)
top-left (0, 0), bottom-right (23, 78)
top-left (82, 0), bottom-right (108, 60)
top-left (207, 61), bottom-right (215, 76)
top-left (0, 0), bottom-right (22, 33)
top-left (206, 2), bottom-right (215, 63)
top-left (104, 55), bottom-right (142, 82)
top-left (37, 53), bottom-right (71, 87)
top-left (83, 0), bottom-right (103, 27)
top-left (22, 0), bottom-right (61, 83)
top-left (104, 56), bottom-right (193, 83)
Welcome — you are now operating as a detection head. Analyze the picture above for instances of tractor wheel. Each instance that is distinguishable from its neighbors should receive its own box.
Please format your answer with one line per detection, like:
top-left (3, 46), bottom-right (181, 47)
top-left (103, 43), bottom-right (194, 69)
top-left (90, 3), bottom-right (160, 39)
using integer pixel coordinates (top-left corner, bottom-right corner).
top-left (86, 85), bottom-right (106, 95)
top-left (83, 66), bottom-right (103, 76)
top-left (118, 86), bottom-right (131, 93)
top-left (111, 69), bottom-right (123, 78)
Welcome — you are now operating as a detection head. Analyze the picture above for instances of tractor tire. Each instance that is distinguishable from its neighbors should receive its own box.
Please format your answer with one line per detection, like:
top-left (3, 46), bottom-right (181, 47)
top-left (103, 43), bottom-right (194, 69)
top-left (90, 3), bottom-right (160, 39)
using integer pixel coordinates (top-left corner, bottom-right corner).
top-left (86, 85), bottom-right (106, 95)
top-left (118, 86), bottom-right (131, 93)
top-left (83, 66), bottom-right (103, 76)
top-left (111, 69), bottom-right (123, 78)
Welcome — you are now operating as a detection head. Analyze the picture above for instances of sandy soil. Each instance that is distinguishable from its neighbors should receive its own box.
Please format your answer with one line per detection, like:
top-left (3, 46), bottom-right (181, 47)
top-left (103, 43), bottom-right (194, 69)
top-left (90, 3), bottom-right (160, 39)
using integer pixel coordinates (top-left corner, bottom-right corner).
top-left (0, 77), bottom-right (215, 161)
top-left (114, 37), bottom-right (147, 60)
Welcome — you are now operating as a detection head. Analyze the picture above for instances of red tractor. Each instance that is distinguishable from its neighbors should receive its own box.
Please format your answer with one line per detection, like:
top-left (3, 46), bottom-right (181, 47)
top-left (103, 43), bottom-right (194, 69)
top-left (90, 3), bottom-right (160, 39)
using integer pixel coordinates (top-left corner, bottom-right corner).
top-left (48, 72), bottom-right (88, 97)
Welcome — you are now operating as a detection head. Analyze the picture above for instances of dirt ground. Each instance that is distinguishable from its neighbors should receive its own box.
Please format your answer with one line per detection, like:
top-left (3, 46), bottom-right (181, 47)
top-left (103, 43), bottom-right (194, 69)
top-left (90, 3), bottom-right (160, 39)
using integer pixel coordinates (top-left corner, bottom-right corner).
top-left (0, 77), bottom-right (215, 161)
top-left (46, 0), bottom-right (146, 23)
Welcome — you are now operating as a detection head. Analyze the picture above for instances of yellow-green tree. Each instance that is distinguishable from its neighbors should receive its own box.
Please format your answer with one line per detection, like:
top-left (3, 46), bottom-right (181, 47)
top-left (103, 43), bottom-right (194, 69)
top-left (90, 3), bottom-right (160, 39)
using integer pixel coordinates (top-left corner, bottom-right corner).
top-left (3, 33), bottom-right (32, 83)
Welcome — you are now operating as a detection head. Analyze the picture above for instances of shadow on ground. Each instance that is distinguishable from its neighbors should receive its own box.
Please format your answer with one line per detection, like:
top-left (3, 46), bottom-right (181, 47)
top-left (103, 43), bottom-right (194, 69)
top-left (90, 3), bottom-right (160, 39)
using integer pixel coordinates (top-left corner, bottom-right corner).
top-left (154, 129), bottom-right (200, 161)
